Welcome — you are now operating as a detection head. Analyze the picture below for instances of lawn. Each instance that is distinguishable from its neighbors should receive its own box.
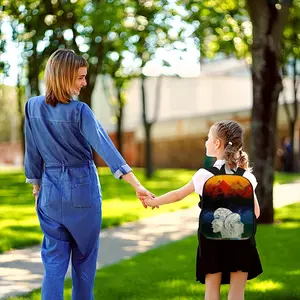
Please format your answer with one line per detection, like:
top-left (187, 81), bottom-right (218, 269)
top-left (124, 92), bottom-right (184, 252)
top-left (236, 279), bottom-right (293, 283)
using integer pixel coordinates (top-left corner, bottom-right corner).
top-left (0, 168), bottom-right (299, 253)
top-left (7, 203), bottom-right (300, 300)
top-left (0, 167), bottom-right (197, 253)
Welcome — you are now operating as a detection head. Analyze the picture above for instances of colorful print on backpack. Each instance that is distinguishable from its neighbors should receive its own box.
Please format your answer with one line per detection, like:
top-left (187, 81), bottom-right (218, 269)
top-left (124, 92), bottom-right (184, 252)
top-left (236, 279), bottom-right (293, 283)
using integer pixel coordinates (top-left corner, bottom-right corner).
top-left (200, 166), bottom-right (255, 240)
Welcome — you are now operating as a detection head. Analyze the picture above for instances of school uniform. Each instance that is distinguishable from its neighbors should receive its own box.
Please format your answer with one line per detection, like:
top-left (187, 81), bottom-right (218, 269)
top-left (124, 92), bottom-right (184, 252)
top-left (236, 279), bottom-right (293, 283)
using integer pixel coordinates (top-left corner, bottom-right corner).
top-left (192, 160), bottom-right (263, 284)
top-left (24, 96), bottom-right (132, 300)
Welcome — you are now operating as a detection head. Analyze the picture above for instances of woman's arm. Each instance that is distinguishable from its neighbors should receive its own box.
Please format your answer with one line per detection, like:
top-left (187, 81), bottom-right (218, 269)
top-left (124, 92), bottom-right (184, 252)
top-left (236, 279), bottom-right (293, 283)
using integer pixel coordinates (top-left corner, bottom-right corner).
top-left (79, 103), bottom-right (132, 180)
top-left (254, 193), bottom-right (260, 219)
top-left (145, 181), bottom-right (195, 207)
top-left (122, 172), bottom-right (154, 208)
top-left (24, 101), bottom-right (43, 186)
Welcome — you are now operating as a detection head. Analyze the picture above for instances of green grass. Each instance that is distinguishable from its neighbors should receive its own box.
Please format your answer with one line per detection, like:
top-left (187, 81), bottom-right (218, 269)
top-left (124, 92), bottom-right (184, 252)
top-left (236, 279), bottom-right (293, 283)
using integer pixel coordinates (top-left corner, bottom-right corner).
top-left (7, 203), bottom-right (300, 300)
top-left (0, 168), bottom-right (299, 254)
top-left (0, 167), bottom-right (197, 253)
top-left (274, 171), bottom-right (300, 185)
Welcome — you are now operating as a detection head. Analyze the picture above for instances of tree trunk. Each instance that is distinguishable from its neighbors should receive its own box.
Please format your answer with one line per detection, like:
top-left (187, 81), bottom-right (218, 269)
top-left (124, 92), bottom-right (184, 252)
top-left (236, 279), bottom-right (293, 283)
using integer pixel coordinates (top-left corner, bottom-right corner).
top-left (79, 41), bottom-right (105, 107)
top-left (291, 57), bottom-right (299, 171)
top-left (17, 95), bottom-right (25, 165)
top-left (28, 54), bottom-right (41, 96)
top-left (248, 0), bottom-right (290, 223)
top-left (141, 75), bottom-right (153, 178)
top-left (145, 122), bottom-right (153, 178)
top-left (116, 86), bottom-right (124, 155)
top-left (79, 73), bottom-right (94, 107)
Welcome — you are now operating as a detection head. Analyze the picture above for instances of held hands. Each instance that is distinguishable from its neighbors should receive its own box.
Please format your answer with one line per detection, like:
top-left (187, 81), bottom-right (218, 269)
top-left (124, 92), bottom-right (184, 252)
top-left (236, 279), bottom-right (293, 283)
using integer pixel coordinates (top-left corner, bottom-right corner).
top-left (135, 185), bottom-right (158, 209)
top-left (143, 195), bottom-right (157, 208)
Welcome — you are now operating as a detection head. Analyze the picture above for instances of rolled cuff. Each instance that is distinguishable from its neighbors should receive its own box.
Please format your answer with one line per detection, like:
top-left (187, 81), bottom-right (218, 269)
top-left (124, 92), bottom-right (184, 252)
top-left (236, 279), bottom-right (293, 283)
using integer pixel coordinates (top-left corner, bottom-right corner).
top-left (113, 164), bottom-right (132, 179)
top-left (26, 178), bottom-right (42, 185)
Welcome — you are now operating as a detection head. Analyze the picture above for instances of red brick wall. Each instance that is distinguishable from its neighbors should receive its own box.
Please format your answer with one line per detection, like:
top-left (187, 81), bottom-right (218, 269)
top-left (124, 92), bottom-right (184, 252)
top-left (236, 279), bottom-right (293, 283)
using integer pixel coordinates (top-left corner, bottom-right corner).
top-left (0, 141), bottom-right (23, 165)
top-left (93, 131), bottom-right (138, 167)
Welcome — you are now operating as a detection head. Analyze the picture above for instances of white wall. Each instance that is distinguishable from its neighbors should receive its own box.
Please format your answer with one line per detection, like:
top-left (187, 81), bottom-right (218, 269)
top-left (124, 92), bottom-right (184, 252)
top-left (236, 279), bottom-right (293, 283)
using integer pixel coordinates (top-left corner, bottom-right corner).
top-left (91, 74), bottom-right (297, 138)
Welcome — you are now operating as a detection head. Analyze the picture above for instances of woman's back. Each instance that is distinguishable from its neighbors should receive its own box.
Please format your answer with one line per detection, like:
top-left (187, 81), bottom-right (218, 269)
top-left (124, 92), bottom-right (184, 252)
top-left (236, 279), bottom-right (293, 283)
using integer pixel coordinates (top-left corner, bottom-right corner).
top-left (25, 96), bottom-right (92, 167)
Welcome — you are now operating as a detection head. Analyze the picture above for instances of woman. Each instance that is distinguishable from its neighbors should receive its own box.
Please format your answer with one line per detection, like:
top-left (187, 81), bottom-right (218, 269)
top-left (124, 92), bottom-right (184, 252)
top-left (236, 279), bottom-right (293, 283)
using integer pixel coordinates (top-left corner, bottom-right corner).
top-left (24, 48), bottom-right (152, 300)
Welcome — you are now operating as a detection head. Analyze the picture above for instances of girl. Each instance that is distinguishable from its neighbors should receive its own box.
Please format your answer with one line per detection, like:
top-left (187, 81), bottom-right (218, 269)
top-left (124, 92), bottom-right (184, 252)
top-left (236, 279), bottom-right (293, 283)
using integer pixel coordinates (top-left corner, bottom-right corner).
top-left (144, 120), bottom-right (262, 300)
top-left (24, 49), bottom-right (153, 300)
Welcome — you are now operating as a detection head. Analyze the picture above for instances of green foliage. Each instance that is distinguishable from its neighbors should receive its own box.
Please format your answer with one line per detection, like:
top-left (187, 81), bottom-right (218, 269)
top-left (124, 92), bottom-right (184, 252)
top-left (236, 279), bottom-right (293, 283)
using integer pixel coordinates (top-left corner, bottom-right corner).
top-left (180, 0), bottom-right (298, 68)
top-left (1, 0), bottom-right (178, 104)
top-left (8, 203), bottom-right (300, 300)
top-left (180, 0), bottom-right (251, 61)
top-left (283, 0), bottom-right (300, 62)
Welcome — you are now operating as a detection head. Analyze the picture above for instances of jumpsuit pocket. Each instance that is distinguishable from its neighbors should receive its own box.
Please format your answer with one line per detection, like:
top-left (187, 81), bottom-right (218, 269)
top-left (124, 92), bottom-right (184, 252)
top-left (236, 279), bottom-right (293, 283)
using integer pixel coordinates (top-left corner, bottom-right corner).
top-left (71, 183), bottom-right (93, 208)
top-left (40, 184), bottom-right (53, 207)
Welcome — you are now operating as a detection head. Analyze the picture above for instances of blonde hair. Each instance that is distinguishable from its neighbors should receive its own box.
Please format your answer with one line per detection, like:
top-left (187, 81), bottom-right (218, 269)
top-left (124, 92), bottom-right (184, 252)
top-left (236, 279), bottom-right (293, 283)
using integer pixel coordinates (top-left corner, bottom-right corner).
top-left (45, 49), bottom-right (88, 106)
top-left (212, 120), bottom-right (250, 170)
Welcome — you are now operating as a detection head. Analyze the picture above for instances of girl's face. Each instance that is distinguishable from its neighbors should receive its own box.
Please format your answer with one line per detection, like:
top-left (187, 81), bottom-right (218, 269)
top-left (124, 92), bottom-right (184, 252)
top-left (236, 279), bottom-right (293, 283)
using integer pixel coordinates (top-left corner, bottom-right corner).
top-left (205, 128), bottom-right (218, 157)
top-left (73, 67), bottom-right (87, 95)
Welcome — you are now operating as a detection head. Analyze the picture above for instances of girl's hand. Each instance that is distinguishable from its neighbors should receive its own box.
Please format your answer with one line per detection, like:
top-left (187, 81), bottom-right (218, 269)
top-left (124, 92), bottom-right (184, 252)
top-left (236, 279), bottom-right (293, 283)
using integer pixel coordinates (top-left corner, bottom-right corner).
top-left (136, 185), bottom-right (156, 208)
top-left (144, 196), bottom-right (157, 208)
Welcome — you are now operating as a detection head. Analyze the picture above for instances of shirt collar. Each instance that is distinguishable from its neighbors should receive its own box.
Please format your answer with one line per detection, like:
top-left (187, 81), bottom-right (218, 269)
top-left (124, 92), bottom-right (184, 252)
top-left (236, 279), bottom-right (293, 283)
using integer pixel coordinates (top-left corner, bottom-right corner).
top-left (213, 159), bottom-right (226, 169)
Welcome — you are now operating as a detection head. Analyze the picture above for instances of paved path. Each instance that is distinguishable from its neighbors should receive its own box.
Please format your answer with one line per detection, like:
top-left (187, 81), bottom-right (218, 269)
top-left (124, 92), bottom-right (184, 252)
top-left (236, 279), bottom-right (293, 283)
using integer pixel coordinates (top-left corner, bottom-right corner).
top-left (1, 182), bottom-right (299, 299)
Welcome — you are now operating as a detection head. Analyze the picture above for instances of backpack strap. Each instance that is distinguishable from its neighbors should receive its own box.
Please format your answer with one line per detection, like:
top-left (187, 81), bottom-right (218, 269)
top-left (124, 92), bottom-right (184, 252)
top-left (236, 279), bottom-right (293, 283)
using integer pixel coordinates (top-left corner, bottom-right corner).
top-left (220, 164), bottom-right (226, 174)
top-left (234, 167), bottom-right (246, 176)
top-left (204, 165), bottom-right (246, 176)
top-left (203, 167), bottom-right (222, 175)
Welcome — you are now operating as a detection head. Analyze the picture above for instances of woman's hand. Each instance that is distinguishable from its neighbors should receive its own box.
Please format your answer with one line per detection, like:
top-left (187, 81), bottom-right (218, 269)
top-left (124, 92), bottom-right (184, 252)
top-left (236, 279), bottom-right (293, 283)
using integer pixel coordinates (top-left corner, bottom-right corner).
top-left (32, 185), bottom-right (40, 211)
top-left (144, 195), bottom-right (157, 208)
top-left (35, 195), bottom-right (38, 211)
top-left (120, 172), bottom-right (158, 209)
top-left (135, 185), bottom-right (158, 209)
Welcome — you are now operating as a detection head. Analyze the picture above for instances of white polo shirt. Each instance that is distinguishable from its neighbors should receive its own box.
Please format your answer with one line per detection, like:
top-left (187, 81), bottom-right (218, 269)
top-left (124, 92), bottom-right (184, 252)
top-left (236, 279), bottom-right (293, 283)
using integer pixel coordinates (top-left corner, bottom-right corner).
top-left (192, 159), bottom-right (258, 196)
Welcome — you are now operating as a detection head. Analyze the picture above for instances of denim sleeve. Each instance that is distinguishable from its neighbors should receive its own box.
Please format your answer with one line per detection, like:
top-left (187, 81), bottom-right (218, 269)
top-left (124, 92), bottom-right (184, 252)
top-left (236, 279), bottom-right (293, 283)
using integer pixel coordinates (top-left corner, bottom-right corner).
top-left (24, 101), bottom-right (44, 185)
top-left (79, 103), bottom-right (132, 179)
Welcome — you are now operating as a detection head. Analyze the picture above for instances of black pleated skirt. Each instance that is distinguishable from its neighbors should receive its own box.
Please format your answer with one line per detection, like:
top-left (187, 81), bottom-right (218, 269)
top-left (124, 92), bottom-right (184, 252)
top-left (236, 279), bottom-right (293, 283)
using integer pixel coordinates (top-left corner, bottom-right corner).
top-left (196, 234), bottom-right (263, 284)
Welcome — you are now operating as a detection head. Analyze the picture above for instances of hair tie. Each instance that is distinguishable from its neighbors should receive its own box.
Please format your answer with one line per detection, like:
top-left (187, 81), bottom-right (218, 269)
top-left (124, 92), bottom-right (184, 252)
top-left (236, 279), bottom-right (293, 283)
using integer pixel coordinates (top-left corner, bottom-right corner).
top-left (228, 142), bottom-right (233, 146)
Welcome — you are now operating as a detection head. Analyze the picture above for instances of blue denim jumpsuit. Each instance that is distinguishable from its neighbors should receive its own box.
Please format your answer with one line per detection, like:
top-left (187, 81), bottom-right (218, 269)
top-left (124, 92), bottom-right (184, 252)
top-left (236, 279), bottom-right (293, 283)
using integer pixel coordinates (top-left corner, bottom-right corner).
top-left (24, 96), bottom-right (132, 300)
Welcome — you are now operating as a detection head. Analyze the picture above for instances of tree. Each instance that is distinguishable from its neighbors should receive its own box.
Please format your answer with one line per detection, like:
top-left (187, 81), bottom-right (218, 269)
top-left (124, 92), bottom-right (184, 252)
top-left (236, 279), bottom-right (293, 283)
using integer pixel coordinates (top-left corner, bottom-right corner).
top-left (281, 0), bottom-right (300, 172)
top-left (126, 0), bottom-right (175, 178)
top-left (181, 0), bottom-right (293, 223)
top-left (102, 57), bottom-right (132, 155)
top-left (248, 0), bottom-right (292, 223)
top-left (3, 0), bottom-right (130, 107)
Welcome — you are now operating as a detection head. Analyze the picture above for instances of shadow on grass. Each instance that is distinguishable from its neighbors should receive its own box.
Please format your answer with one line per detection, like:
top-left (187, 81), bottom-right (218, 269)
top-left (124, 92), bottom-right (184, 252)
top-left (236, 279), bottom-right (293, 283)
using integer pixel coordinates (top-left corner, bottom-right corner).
top-left (0, 225), bottom-right (42, 253)
top-left (101, 214), bottom-right (140, 228)
top-left (275, 203), bottom-right (300, 223)
top-left (9, 213), bottom-right (300, 300)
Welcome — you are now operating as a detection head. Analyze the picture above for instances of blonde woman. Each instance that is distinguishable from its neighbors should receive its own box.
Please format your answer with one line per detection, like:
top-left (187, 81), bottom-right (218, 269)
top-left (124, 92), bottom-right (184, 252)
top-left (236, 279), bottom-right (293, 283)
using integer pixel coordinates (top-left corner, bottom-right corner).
top-left (24, 49), bottom-right (152, 300)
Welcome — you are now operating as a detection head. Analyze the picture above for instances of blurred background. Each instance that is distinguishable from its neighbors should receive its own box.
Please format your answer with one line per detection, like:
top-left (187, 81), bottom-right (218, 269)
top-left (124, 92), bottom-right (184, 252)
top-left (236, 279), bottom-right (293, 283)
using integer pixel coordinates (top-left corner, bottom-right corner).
top-left (0, 2), bottom-right (300, 299)
top-left (0, 0), bottom-right (299, 222)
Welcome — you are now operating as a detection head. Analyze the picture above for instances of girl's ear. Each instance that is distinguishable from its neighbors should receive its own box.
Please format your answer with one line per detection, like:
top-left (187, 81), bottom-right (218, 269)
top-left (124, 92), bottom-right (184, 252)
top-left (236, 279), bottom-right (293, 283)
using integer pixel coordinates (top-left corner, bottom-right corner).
top-left (215, 138), bottom-right (221, 149)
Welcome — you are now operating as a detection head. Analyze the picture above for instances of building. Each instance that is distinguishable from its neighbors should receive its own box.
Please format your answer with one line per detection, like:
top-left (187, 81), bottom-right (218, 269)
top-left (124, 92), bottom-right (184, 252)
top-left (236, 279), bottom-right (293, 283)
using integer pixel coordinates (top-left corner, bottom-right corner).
top-left (91, 58), bottom-right (299, 170)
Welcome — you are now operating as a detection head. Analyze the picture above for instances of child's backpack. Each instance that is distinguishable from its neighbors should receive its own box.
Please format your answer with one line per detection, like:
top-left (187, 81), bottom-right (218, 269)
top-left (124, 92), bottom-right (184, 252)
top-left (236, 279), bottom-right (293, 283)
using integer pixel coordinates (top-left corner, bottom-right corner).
top-left (199, 165), bottom-right (255, 240)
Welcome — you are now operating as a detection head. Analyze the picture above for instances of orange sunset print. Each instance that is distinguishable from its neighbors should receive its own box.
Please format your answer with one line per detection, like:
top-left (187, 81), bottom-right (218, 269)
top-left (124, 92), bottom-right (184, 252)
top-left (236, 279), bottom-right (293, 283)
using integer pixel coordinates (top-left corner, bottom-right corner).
top-left (203, 175), bottom-right (253, 199)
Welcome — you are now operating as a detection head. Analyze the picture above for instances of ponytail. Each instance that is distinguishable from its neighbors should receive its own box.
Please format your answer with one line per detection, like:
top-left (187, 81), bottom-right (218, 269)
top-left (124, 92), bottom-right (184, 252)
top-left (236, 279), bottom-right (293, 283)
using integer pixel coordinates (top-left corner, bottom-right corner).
top-left (238, 150), bottom-right (250, 171)
top-left (224, 145), bottom-right (250, 171)
top-left (212, 120), bottom-right (251, 171)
